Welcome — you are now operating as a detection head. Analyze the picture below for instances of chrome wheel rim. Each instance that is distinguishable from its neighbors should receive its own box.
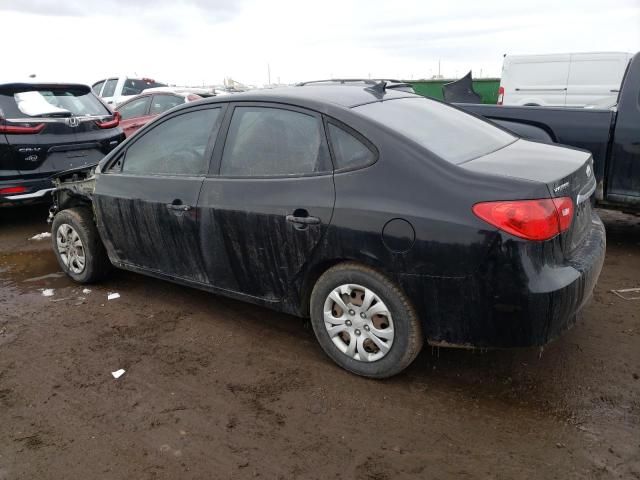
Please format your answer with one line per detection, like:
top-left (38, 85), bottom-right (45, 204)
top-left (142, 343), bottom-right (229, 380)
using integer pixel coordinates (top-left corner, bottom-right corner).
top-left (323, 284), bottom-right (394, 362)
top-left (56, 224), bottom-right (86, 274)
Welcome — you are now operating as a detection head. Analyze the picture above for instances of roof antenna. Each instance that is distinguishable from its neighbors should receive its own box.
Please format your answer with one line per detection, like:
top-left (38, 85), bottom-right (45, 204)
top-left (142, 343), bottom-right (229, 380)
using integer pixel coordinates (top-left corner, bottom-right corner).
top-left (367, 80), bottom-right (387, 93)
top-left (364, 80), bottom-right (387, 99)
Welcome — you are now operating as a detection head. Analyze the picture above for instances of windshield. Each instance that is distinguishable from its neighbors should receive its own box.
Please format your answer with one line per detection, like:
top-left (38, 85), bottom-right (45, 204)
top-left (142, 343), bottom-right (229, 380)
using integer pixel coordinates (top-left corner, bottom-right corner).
top-left (354, 97), bottom-right (516, 164)
top-left (0, 86), bottom-right (110, 118)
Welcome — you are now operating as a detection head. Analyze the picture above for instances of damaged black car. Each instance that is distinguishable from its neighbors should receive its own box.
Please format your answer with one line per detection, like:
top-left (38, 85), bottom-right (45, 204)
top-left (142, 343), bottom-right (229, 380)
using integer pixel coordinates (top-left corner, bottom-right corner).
top-left (49, 84), bottom-right (606, 378)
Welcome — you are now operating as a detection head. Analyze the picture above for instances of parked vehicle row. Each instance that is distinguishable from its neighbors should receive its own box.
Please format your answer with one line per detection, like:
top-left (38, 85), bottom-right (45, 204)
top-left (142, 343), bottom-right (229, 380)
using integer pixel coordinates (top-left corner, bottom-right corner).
top-left (461, 51), bottom-right (640, 215)
top-left (50, 84), bottom-right (605, 378)
top-left (0, 83), bottom-right (123, 206)
top-left (91, 76), bottom-right (167, 106)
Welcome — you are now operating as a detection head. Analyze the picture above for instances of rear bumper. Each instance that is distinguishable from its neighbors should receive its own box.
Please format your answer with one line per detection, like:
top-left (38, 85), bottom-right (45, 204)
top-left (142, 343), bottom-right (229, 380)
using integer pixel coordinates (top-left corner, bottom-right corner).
top-left (399, 212), bottom-right (606, 348)
top-left (0, 177), bottom-right (54, 206)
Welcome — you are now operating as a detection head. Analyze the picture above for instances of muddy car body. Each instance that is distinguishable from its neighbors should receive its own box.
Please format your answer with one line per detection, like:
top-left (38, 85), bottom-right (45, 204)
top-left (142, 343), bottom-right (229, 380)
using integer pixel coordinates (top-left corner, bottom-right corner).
top-left (50, 85), bottom-right (606, 377)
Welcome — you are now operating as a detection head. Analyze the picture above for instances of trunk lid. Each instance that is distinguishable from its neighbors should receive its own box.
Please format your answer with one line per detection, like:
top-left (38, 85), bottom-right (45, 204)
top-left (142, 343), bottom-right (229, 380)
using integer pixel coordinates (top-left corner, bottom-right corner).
top-left (462, 139), bottom-right (596, 253)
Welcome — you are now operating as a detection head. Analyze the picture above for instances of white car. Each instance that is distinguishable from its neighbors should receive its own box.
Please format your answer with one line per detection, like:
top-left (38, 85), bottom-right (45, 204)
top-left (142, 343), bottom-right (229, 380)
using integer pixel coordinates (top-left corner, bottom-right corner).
top-left (91, 76), bottom-right (167, 106)
top-left (498, 52), bottom-right (633, 108)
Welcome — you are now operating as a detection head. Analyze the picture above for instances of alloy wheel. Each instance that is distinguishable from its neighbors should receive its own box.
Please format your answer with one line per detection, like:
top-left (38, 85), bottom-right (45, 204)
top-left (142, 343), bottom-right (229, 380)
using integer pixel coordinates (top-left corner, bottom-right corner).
top-left (56, 223), bottom-right (86, 274)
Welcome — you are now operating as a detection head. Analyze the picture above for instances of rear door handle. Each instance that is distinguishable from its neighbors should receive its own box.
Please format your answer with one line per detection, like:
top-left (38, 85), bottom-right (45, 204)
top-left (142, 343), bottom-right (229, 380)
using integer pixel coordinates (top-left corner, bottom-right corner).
top-left (286, 214), bottom-right (320, 225)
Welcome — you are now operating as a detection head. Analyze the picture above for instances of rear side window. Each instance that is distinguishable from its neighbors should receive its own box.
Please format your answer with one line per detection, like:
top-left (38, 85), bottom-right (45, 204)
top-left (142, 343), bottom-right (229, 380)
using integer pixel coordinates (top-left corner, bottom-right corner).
top-left (102, 79), bottom-right (118, 97)
top-left (122, 108), bottom-right (220, 176)
top-left (354, 98), bottom-right (515, 164)
top-left (149, 95), bottom-right (184, 115)
top-left (92, 81), bottom-right (105, 95)
top-left (327, 123), bottom-right (375, 170)
top-left (117, 96), bottom-right (150, 120)
top-left (221, 106), bottom-right (330, 176)
top-left (0, 87), bottom-right (110, 118)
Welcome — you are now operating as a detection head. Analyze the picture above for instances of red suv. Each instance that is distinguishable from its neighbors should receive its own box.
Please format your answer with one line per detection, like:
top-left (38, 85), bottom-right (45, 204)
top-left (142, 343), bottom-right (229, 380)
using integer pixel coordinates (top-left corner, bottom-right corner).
top-left (116, 91), bottom-right (202, 137)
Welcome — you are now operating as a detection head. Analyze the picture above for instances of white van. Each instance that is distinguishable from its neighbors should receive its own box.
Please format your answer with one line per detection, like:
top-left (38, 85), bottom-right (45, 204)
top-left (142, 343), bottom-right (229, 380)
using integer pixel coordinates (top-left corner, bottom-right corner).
top-left (498, 52), bottom-right (633, 108)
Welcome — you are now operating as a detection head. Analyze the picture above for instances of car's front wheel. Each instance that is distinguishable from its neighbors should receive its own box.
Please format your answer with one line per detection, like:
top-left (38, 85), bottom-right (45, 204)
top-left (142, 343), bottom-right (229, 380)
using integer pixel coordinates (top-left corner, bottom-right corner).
top-left (51, 207), bottom-right (111, 283)
top-left (310, 263), bottom-right (423, 378)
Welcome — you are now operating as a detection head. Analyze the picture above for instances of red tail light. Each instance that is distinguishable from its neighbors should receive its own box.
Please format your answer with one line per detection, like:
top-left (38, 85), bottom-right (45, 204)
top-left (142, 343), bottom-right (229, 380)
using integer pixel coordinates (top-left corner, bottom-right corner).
top-left (472, 197), bottom-right (574, 241)
top-left (96, 111), bottom-right (121, 129)
top-left (0, 122), bottom-right (45, 134)
top-left (497, 86), bottom-right (505, 105)
top-left (0, 186), bottom-right (28, 195)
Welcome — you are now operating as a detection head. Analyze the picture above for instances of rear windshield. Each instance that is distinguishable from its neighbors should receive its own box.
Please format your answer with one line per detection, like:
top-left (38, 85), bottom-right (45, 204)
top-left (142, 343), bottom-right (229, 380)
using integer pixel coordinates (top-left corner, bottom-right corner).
top-left (122, 78), bottom-right (167, 96)
top-left (0, 86), bottom-right (110, 118)
top-left (354, 97), bottom-right (515, 164)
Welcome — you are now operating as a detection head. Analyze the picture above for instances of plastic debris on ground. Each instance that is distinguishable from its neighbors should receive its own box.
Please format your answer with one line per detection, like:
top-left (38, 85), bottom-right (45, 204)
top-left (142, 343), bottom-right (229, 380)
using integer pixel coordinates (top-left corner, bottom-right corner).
top-left (107, 292), bottom-right (120, 300)
top-left (41, 289), bottom-right (54, 297)
top-left (82, 288), bottom-right (92, 294)
top-left (611, 288), bottom-right (640, 300)
top-left (111, 369), bottom-right (125, 379)
top-left (29, 232), bottom-right (51, 241)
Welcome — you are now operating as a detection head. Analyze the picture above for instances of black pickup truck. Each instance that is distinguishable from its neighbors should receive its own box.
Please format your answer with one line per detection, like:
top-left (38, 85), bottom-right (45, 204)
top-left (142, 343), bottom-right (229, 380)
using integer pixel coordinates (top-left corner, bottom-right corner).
top-left (460, 52), bottom-right (639, 214)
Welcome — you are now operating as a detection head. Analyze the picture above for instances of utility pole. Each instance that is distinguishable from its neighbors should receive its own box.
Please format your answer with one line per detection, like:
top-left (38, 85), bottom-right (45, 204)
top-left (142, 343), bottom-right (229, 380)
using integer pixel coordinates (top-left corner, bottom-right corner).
top-left (267, 63), bottom-right (271, 86)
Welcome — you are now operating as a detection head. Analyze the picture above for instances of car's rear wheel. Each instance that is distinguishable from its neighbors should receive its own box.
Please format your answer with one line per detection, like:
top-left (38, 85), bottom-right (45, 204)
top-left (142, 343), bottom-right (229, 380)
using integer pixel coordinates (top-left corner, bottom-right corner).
top-left (51, 207), bottom-right (111, 283)
top-left (310, 263), bottom-right (423, 378)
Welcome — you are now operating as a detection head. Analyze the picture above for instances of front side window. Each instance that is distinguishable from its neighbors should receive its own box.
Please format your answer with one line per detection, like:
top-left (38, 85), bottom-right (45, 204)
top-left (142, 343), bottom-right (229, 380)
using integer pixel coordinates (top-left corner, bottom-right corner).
top-left (149, 95), bottom-right (185, 115)
top-left (221, 106), bottom-right (330, 176)
top-left (354, 97), bottom-right (516, 164)
top-left (102, 79), bottom-right (118, 98)
top-left (327, 123), bottom-right (376, 170)
top-left (122, 108), bottom-right (221, 176)
top-left (117, 96), bottom-right (150, 120)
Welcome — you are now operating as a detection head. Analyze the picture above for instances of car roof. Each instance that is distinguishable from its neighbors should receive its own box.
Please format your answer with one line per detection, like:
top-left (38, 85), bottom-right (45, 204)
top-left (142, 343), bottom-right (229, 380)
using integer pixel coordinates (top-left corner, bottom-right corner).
top-left (199, 84), bottom-right (417, 110)
top-left (0, 82), bottom-right (91, 93)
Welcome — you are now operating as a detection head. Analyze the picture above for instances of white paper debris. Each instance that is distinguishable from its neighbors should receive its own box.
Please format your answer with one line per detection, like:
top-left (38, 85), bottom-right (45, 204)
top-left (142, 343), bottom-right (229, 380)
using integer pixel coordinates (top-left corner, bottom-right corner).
top-left (107, 292), bottom-right (120, 300)
top-left (82, 288), bottom-right (92, 294)
top-left (29, 232), bottom-right (51, 241)
top-left (111, 369), bottom-right (126, 379)
top-left (41, 288), bottom-right (54, 297)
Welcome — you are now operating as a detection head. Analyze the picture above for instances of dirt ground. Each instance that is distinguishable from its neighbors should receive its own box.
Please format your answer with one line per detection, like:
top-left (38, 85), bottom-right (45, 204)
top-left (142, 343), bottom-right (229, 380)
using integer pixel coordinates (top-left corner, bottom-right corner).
top-left (0, 205), bottom-right (638, 480)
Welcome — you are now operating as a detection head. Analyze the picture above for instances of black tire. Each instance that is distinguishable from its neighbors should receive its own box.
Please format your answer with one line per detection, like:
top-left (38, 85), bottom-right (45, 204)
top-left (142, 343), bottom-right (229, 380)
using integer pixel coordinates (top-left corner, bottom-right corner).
top-left (51, 207), bottom-right (112, 283)
top-left (310, 263), bottom-right (423, 378)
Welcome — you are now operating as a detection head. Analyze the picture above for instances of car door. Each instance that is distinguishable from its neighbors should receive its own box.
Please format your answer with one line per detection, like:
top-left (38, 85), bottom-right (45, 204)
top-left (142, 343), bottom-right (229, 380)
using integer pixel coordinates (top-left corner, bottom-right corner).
top-left (100, 78), bottom-right (119, 106)
top-left (117, 95), bottom-right (152, 137)
top-left (93, 105), bottom-right (225, 283)
top-left (198, 103), bottom-right (335, 301)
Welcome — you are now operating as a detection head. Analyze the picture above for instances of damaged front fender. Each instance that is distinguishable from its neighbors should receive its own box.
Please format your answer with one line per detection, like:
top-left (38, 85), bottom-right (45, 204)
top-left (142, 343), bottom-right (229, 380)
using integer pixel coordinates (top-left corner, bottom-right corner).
top-left (48, 163), bottom-right (98, 223)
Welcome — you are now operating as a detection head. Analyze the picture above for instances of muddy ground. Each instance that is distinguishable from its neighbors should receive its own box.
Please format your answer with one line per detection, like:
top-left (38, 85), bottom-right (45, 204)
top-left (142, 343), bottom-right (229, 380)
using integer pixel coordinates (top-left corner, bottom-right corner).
top-left (0, 205), bottom-right (638, 480)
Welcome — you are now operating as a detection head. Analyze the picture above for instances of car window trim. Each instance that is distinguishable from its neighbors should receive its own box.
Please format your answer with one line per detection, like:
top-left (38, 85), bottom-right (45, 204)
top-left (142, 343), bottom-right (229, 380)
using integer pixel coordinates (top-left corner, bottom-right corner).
top-left (323, 116), bottom-right (379, 173)
top-left (209, 101), bottom-right (333, 179)
top-left (103, 104), bottom-right (226, 177)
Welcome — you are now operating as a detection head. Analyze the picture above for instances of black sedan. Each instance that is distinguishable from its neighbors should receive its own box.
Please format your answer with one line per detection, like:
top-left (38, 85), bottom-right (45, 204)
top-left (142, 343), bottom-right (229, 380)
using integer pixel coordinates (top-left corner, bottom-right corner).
top-left (50, 84), bottom-right (606, 378)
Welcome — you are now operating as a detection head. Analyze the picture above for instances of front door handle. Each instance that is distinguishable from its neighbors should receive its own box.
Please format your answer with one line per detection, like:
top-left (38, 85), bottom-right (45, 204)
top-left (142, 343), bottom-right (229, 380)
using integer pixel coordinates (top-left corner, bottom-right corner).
top-left (286, 214), bottom-right (320, 225)
top-left (166, 202), bottom-right (192, 212)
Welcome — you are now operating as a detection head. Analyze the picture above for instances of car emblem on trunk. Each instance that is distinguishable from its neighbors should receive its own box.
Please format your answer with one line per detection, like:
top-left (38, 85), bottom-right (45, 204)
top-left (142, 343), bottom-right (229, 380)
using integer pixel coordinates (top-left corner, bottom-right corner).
top-left (66, 117), bottom-right (80, 127)
top-left (586, 165), bottom-right (592, 178)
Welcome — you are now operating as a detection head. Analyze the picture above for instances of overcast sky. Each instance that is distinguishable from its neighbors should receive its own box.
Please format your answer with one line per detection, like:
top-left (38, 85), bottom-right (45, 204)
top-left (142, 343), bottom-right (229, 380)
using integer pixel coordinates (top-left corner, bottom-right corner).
top-left (1, 0), bottom-right (639, 87)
